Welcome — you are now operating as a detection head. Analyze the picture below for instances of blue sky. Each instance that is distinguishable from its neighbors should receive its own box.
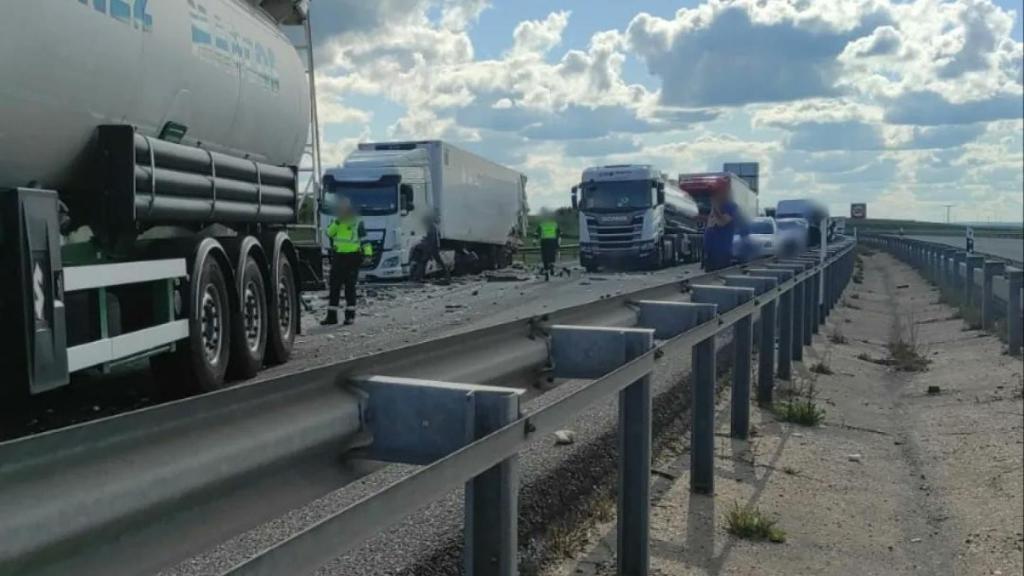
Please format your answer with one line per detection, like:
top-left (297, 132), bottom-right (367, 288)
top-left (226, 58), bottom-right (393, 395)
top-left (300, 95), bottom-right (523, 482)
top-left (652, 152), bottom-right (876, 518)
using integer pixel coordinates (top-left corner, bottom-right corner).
top-left (309, 0), bottom-right (1024, 222)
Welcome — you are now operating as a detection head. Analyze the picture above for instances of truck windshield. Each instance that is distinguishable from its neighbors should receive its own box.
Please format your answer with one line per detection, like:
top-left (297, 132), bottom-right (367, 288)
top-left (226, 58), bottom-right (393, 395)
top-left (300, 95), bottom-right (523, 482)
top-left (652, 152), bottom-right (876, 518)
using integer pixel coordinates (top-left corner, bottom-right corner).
top-left (327, 178), bottom-right (399, 216)
top-left (581, 181), bottom-right (652, 211)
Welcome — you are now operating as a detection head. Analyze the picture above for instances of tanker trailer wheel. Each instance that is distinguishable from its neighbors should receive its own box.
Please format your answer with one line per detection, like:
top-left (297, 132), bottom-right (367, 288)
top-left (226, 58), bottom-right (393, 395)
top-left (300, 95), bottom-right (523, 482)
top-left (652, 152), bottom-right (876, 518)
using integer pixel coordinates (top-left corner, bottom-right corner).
top-left (229, 256), bottom-right (268, 379)
top-left (152, 254), bottom-right (232, 395)
top-left (266, 256), bottom-right (297, 365)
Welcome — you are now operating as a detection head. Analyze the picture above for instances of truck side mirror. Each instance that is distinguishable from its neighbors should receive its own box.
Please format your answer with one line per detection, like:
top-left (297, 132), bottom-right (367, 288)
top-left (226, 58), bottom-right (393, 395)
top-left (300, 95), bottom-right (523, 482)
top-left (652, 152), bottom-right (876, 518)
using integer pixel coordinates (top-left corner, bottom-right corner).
top-left (571, 186), bottom-right (578, 210)
top-left (400, 184), bottom-right (414, 213)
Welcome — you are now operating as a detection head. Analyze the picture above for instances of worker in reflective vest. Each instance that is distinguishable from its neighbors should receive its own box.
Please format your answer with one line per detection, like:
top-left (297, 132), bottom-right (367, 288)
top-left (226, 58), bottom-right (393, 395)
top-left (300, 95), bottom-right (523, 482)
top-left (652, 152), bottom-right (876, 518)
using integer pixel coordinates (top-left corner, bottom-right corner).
top-left (538, 219), bottom-right (560, 276)
top-left (322, 198), bottom-right (373, 325)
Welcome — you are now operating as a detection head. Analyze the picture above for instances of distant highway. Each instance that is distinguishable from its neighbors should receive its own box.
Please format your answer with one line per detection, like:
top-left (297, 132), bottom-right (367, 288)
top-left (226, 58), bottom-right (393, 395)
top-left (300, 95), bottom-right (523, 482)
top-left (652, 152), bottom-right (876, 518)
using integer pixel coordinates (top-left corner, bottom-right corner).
top-left (907, 235), bottom-right (1023, 264)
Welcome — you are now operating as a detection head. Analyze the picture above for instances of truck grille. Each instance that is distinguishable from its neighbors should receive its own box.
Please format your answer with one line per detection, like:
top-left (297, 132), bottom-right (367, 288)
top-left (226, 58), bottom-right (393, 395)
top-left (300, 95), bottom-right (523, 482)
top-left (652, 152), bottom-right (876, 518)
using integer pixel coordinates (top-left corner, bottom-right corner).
top-left (586, 215), bottom-right (643, 249)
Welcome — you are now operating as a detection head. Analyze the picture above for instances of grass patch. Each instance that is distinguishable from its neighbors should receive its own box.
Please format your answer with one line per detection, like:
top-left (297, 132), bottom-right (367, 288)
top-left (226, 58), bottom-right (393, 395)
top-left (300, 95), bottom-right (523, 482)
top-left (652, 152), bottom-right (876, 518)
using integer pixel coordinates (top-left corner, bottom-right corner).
top-left (809, 360), bottom-right (834, 375)
top-left (725, 503), bottom-right (786, 543)
top-left (887, 341), bottom-right (929, 372)
top-left (774, 399), bottom-right (826, 426)
top-left (888, 310), bottom-right (930, 372)
top-left (828, 328), bottom-right (848, 344)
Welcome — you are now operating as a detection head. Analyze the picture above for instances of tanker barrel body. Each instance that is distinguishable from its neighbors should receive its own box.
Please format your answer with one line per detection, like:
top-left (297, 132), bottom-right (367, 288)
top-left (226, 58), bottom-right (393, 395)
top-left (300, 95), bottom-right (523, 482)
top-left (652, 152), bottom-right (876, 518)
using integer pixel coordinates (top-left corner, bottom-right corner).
top-left (0, 0), bottom-right (310, 193)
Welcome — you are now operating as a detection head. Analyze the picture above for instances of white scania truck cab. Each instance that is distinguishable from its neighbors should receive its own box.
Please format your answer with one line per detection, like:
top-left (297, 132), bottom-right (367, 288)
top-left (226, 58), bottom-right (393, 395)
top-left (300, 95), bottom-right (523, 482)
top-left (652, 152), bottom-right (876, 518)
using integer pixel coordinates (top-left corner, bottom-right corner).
top-left (572, 165), bottom-right (701, 272)
top-left (322, 141), bottom-right (528, 280)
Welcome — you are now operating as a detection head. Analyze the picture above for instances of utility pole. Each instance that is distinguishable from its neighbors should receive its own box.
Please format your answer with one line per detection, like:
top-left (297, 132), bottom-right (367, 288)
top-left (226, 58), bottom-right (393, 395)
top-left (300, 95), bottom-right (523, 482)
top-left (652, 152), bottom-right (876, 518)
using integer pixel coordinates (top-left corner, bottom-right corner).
top-left (942, 204), bottom-right (954, 224)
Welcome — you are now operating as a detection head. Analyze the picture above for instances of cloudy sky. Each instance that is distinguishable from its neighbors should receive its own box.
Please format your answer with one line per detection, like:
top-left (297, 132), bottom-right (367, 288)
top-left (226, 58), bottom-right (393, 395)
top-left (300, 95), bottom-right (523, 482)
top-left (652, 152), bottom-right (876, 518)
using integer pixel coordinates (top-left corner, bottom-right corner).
top-left (306, 0), bottom-right (1024, 222)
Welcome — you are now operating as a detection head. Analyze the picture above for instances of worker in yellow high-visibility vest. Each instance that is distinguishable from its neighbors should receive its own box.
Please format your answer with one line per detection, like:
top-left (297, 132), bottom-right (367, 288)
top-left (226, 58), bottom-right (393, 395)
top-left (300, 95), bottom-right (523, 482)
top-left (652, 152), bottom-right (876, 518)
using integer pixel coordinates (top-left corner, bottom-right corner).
top-left (322, 198), bottom-right (373, 325)
top-left (537, 219), bottom-right (560, 276)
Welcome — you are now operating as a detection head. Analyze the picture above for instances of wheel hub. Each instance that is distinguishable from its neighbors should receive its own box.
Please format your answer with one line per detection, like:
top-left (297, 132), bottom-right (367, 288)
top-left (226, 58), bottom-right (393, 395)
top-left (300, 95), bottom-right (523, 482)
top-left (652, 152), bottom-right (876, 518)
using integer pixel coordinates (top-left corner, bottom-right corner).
top-left (277, 276), bottom-right (292, 338)
top-left (200, 287), bottom-right (222, 364)
top-left (243, 281), bottom-right (262, 352)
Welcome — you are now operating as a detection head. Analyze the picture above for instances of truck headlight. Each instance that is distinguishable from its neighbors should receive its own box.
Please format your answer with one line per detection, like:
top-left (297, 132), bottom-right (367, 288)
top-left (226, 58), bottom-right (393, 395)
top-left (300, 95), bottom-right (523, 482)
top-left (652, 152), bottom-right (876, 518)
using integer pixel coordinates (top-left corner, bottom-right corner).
top-left (382, 256), bottom-right (400, 268)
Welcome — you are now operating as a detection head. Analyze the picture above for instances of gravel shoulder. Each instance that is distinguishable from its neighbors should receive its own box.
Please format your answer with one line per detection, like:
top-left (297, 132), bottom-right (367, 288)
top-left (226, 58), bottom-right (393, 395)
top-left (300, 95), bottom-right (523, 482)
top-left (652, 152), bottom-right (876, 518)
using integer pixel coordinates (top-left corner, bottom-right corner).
top-left (547, 250), bottom-right (1023, 576)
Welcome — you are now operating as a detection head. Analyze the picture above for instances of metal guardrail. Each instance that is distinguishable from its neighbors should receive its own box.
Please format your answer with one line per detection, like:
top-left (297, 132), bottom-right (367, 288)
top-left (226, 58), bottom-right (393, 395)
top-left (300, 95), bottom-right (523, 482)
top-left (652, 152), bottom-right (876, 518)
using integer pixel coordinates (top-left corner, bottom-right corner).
top-left (868, 235), bottom-right (1022, 355)
top-left (873, 234), bottom-right (1023, 268)
top-left (0, 243), bottom-right (857, 575)
top-left (225, 241), bottom-right (857, 575)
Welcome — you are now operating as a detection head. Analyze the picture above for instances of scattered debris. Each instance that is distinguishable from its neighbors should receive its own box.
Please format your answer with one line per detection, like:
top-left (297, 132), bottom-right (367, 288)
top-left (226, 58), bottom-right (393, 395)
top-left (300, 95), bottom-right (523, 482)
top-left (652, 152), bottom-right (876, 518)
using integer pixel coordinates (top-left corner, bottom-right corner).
top-left (485, 273), bottom-right (528, 282)
top-left (651, 468), bottom-right (678, 480)
top-left (926, 385), bottom-right (941, 395)
top-left (896, 284), bottom-right (910, 289)
top-left (553, 430), bottom-right (576, 445)
top-left (847, 453), bottom-right (863, 463)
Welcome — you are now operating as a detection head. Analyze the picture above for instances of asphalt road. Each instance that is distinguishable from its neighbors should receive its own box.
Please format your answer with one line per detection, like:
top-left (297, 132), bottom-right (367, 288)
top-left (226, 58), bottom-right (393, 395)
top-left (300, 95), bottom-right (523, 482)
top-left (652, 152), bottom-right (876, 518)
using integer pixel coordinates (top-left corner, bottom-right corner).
top-left (907, 235), bottom-right (1023, 264)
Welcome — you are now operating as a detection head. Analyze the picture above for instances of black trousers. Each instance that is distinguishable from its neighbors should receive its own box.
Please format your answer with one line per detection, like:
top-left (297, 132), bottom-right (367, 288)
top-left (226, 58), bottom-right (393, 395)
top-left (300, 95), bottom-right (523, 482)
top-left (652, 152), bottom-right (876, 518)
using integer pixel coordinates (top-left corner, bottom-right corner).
top-left (327, 252), bottom-right (362, 320)
top-left (540, 239), bottom-right (558, 270)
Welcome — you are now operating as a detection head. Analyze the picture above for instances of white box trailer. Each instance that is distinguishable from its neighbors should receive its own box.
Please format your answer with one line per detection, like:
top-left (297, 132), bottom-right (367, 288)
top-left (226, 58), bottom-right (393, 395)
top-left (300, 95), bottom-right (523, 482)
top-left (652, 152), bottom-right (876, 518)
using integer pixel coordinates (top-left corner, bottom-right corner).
top-left (325, 141), bottom-right (528, 279)
top-left (373, 141), bottom-right (527, 245)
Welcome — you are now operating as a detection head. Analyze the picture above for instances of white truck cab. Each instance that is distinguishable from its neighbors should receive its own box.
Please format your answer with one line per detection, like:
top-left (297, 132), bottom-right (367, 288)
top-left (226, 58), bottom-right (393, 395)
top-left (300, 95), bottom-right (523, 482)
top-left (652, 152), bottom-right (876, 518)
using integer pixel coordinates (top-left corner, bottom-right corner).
top-left (322, 147), bottom-right (429, 279)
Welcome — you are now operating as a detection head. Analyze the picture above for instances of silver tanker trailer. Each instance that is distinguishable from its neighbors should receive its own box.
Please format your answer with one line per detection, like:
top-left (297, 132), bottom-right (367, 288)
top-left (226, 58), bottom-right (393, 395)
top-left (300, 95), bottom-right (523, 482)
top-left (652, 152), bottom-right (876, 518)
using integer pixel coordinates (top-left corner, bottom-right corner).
top-left (0, 0), bottom-right (316, 395)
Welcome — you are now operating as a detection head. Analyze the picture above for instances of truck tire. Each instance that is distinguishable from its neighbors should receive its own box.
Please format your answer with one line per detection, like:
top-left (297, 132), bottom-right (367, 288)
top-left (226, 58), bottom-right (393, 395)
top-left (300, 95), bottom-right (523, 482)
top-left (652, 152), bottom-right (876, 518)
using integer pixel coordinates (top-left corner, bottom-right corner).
top-left (229, 256), bottom-right (268, 379)
top-left (153, 254), bottom-right (232, 395)
top-left (266, 256), bottom-right (297, 365)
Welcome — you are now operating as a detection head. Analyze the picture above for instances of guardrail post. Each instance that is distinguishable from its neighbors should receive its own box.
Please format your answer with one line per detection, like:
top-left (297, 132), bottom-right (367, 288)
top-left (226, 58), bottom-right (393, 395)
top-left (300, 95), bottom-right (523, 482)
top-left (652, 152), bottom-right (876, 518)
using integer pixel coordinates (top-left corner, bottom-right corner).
top-left (926, 246), bottom-right (935, 282)
top-left (789, 269), bottom-right (805, 360)
top-left (796, 257), bottom-right (819, 337)
top-left (692, 286), bottom-right (756, 441)
top-left (638, 301), bottom-right (717, 496)
top-left (965, 255), bottom-right (984, 315)
top-left (940, 249), bottom-right (953, 297)
top-left (982, 261), bottom-right (1004, 330)
top-left (724, 275), bottom-right (779, 408)
top-left (466, 391), bottom-right (520, 576)
top-left (551, 325), bottom-right (655, 575)
top-left (773, 270), bottom-right (795, 380)
top-left (691, 332), bottom-right (715, 494)
top-left (795, 260), bottom-right (815, 345)
top-left (1007, 268), bottom-right (1022, 356)
top-left (349, 376), bottom-right (526, 576)
top-left (953, 251), bottom-right (967, 304)
top-left (807, 266), bottom-right (817, 339)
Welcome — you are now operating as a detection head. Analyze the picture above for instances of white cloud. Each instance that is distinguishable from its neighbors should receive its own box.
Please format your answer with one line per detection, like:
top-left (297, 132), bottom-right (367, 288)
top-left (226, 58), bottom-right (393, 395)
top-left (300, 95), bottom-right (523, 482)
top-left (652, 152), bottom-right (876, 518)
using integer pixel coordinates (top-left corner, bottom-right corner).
top-left (307, 0), bottom-right (1023, 218)
top-left (510, 10), bottom-right (570, 56)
